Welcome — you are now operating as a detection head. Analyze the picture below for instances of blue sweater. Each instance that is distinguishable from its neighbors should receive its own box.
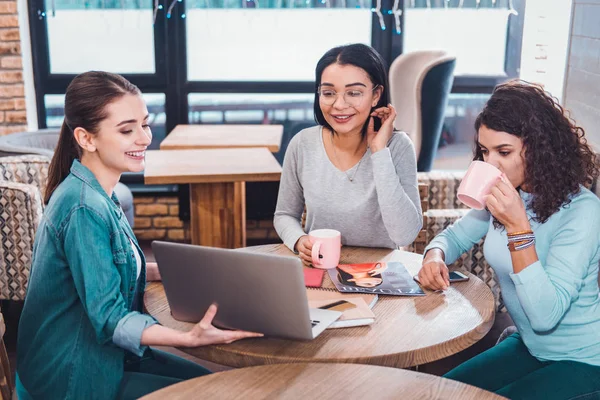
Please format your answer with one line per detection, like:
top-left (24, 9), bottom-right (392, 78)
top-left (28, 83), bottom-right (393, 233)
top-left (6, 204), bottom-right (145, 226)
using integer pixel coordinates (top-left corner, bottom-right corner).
top-left (426, 187), bottom-right (600, 366)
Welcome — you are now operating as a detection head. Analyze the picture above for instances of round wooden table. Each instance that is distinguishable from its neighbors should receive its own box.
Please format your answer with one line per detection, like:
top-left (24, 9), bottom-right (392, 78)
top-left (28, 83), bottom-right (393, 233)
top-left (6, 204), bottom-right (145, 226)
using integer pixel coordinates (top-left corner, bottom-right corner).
top-left (144, 244), bottom-right (495, 368)
top-left (140, 363), bottom-right (506, 400)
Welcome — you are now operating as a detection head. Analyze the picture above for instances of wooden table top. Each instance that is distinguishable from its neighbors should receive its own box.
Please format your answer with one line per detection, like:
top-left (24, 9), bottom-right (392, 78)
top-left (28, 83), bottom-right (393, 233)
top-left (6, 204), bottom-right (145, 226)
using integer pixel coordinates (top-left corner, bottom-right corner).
top-left (144, 244), bottom-right (495, 368)
top-left (140, 363), bottom-right (506, 400)
top-left (143, 148), bottom-right (282, 185)
top-left (160, 124), bottom-right (284, 153)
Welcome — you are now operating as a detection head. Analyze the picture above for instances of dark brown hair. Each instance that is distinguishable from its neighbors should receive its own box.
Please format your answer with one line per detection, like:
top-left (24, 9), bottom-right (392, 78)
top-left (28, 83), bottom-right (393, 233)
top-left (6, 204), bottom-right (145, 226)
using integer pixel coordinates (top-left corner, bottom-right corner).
top-left (44, 71), bottom-right (140, 204)
top-left (474, 80), bottom-right (599, 224)
top-left (314, 43), bottom-right (390, 136)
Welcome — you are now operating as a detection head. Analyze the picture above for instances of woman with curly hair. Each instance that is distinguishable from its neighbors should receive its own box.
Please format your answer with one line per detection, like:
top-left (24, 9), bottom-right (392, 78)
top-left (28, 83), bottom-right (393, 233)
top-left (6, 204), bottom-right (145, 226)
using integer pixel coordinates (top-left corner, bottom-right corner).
top-left (418, 80), bottom-right (600, 399)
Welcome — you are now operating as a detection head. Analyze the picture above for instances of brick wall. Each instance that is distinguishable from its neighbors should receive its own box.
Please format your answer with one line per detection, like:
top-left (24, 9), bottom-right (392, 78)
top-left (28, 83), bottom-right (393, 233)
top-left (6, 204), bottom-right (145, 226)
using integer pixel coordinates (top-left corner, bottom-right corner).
top-left (0, 0), bottom-right (26, 135)
top-left (563, 0), bottom-right (600, 151)
top-left (133, 196), bottom-right (190, 242)
top-left (247, 218), bottom-right (281, 245)
top-left (132, 194), bottom-right (280, 246)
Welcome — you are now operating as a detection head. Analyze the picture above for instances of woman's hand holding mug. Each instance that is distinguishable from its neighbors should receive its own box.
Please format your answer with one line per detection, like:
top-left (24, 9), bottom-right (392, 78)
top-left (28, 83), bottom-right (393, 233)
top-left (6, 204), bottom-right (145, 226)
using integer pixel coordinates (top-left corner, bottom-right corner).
top-left (295, 235), bottom-right (314, 267)
top-left (295, 229), bottom-right (342, 268)
top-left (308, 229), bottom-right (341, 269)
top-left (484, 173), bottom-right (531, 233)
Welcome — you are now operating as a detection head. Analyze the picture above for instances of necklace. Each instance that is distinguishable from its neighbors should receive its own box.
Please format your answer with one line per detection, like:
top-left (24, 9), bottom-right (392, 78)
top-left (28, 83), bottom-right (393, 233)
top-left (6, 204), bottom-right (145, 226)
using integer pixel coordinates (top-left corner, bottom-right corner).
top-left (330, 133), bottom-right (366, 182)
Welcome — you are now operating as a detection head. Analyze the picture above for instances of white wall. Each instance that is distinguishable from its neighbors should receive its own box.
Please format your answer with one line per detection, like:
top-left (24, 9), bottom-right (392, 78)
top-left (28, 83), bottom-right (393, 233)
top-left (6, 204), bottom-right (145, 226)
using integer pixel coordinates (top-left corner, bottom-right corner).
top-left (563, 0), bottom-right (600, 151)
top-left (519, 0), bottom-right (574, 103)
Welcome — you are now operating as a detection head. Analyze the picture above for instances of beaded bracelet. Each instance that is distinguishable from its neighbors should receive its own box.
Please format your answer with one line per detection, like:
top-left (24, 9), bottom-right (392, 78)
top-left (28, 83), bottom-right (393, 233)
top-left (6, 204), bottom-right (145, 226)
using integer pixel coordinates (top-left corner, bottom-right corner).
top-left (507, 233), bottom-right (535, 242)
top-left (507, 237), bottom-right (536, 252)
top-left (507, 230), bottom-right (533, 237)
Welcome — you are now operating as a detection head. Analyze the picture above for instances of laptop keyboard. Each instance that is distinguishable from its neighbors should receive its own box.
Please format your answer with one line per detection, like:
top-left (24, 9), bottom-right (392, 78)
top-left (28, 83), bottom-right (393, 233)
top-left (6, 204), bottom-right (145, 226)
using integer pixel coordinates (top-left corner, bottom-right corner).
top-left (311, 320), bottom-right (320, 327)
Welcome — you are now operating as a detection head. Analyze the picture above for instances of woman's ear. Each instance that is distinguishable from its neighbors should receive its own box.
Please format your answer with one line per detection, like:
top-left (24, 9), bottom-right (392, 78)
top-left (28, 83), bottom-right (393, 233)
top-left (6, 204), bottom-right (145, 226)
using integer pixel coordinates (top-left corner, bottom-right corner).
top-left (372, 85), bottom-right (383, 107)
top-left (73, 127), bottom-right (96, 153)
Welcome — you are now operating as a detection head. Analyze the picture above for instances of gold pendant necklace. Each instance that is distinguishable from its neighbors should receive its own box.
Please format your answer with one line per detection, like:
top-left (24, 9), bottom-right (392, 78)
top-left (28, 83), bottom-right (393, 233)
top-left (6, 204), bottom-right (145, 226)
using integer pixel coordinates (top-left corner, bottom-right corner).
top-left (330, 133), bottom-right (365, 182)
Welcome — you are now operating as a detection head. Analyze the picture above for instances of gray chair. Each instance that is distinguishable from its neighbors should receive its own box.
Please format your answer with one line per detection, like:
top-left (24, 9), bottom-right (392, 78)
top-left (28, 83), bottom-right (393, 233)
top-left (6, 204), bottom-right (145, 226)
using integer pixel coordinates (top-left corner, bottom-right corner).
top-left (389, 50), bottom-right (456, 172)
top-left (0, 129), bottom-right (134, 227)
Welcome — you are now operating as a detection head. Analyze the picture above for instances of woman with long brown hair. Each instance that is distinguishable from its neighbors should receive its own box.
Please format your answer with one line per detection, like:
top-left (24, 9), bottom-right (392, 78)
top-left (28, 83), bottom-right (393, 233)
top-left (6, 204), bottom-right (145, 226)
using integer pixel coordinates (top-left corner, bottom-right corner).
top-left (16, 71), bottom-right (261, 400)
top-left (418, 80), bottom-right (600, 399)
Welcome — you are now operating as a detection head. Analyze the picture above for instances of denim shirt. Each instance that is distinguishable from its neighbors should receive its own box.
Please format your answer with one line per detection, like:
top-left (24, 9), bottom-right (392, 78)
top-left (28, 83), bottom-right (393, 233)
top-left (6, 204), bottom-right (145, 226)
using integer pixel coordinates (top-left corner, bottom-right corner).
top-left (16, 160), bottom-right (157, 400)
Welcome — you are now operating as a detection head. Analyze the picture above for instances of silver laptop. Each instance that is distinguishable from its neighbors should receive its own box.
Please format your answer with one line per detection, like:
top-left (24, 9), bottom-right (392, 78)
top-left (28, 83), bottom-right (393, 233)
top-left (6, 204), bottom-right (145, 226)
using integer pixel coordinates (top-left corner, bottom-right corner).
top-left (152, 241), bottom-right (341, 340)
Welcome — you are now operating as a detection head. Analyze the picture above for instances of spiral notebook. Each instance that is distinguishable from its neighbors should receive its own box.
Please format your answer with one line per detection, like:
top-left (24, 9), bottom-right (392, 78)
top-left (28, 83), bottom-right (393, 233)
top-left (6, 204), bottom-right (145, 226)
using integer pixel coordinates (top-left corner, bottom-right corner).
top-left (306, 285), bottom-right (378, 328)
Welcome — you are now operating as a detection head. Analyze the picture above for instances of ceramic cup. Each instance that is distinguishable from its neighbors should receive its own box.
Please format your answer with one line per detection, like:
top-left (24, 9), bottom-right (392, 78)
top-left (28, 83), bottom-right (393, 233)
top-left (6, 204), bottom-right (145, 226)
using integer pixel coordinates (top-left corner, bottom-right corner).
top-left (457, 161), bottom-right (503, 210)
top-left (309, 229), bottom-right (341, 269)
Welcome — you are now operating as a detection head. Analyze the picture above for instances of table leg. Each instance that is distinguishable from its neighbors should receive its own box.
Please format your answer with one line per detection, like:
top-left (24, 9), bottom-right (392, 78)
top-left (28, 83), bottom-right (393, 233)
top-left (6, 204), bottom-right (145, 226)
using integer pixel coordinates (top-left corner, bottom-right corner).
top-left (189, 182), bottom-right (246, 248)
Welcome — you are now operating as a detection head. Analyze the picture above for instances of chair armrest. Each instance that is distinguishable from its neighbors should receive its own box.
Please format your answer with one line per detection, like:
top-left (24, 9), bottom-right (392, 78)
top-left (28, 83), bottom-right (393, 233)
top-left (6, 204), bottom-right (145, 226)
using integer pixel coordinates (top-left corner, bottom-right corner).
top-left (418, 170), bottom-right (467, 210)
top-left (0, 146), bottom-right (54, 159)
top-left (0, 154), bottom-right (51, 196)
top-left (0, 181), bottom-right (43, 301)
top-left (424, 208), bottom-right (506, 313)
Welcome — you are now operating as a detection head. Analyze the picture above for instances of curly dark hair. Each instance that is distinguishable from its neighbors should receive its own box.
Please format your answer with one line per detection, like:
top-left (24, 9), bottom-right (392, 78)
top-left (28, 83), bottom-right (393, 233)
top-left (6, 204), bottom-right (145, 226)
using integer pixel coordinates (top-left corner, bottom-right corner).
top-left (474, 80), bottom-right (599, 224)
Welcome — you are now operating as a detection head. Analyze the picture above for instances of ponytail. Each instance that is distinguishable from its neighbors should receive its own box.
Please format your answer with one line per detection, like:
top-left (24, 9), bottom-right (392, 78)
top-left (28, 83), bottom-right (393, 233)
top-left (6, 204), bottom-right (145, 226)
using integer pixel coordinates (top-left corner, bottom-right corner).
top-left (44, 121), bottom-right (81, 204)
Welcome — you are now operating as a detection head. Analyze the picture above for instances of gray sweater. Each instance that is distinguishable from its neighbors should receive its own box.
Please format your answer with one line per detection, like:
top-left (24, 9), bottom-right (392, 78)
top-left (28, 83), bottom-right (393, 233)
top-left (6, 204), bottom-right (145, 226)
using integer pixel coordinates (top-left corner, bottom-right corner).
top-left (274, 125), bottom-right (422, 251)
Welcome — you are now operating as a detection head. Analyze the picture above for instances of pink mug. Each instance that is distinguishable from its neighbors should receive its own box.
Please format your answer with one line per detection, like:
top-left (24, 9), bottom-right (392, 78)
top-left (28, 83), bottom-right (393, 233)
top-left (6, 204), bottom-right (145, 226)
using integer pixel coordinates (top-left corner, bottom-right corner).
top-left (309, 229), bottom-right (341, 270)
top-left (457, 161), bottom-right (502, 210)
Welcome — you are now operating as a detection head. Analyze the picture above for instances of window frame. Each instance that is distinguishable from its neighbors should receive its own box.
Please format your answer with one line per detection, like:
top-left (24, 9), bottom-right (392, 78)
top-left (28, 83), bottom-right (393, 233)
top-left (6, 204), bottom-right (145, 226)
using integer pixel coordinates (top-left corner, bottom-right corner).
top-left (27, 0), bottom-right (525, 218)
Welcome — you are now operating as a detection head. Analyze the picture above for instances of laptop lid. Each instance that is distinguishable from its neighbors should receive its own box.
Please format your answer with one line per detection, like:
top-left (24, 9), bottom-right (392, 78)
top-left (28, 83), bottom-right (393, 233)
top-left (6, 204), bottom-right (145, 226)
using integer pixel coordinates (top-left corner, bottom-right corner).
top-left (152, 241), bottom-right (323, 340)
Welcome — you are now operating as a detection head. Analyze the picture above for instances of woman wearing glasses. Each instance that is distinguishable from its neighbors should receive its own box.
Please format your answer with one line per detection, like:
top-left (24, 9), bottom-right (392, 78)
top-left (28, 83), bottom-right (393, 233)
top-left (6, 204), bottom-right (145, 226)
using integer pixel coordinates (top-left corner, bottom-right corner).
top-left (274, 43), bottom-right (422, 264)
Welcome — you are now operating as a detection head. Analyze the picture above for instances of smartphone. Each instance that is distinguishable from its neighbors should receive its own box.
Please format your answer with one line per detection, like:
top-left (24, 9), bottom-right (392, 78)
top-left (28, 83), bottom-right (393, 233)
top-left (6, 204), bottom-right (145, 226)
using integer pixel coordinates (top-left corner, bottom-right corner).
top-left (412, 271), bottom-right (469, 286)
top-left (448, 271), bottom-right (469, 282)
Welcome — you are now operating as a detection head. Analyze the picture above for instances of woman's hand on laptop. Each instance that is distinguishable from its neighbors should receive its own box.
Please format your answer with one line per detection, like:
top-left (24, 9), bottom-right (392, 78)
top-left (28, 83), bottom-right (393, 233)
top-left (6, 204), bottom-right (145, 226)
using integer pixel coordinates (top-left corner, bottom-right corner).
top-left (184, 304), bottom-right (264, 347)
top-left (146, 262), bottom-right (162, 281)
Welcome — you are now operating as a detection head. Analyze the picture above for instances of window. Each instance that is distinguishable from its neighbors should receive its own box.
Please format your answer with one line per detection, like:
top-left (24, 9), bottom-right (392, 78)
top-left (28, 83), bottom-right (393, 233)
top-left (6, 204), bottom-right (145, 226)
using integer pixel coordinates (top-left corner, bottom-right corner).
top-left (435, 93), bottom-right (490, 170)
top-left (185, 3), bottom-right (372, 81)
top-left (44, 0), bottom-right (156, 74)
top-left (29, 0), bottom-right (525, 202)
top-left (188, 93), bottom-right (313, 123)
top-left (404, 9), bottom-right (509, 76)
top-left (188, 93), bottom-right (314, 164)
top-left (403, 0), bottom-right (523, 78)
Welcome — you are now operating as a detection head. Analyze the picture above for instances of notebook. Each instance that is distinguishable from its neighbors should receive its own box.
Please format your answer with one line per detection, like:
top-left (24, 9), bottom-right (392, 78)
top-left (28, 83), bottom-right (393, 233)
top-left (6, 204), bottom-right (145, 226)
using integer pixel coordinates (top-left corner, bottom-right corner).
top-left (306, 289), bottom-right (377, 328)
top-left (303, 267), bottom-right (325, 288)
